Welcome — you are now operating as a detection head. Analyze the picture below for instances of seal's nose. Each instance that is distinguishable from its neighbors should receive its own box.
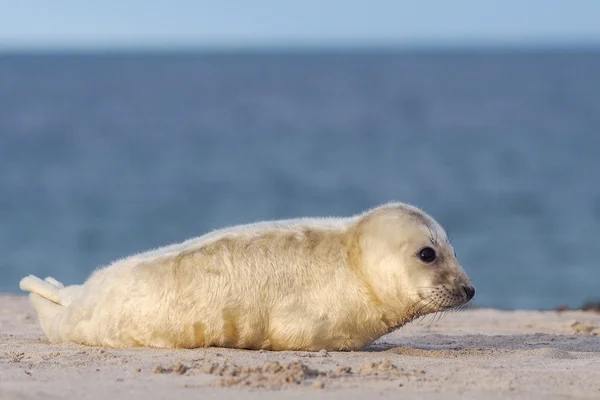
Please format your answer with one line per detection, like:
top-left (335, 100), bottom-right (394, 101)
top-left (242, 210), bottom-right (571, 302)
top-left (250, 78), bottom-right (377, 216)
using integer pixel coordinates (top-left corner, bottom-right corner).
top-left (462, 285), bottom-right (475, 301)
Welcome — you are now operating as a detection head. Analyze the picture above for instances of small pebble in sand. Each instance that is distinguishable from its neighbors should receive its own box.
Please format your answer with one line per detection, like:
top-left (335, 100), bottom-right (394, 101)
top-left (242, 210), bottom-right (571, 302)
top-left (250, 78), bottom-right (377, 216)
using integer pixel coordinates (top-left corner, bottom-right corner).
top-left (317, 349), bottom-right (330, 357)
top-left (312, 380), bottom-right (325, 389)
top-left (153, 365), bottom-right (167, 374)
top-left (152, 363), bottom-right (189, 375)
top-left (262, 361), bottom-right (284, 374)
top-left (135, 368), bottom-right (141, 373)
top-left (335, 366), bottom-right (352, 374)
top-left (359, 360), bottom-right (397, 374)
top-left (172, 363), bottom-right (188, 375)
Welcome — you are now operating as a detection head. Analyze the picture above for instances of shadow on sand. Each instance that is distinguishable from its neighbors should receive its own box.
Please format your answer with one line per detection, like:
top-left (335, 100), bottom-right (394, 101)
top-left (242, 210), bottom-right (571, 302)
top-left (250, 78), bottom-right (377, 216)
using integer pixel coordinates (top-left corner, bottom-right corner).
top-left (365, 333), bottom-right (600, 354)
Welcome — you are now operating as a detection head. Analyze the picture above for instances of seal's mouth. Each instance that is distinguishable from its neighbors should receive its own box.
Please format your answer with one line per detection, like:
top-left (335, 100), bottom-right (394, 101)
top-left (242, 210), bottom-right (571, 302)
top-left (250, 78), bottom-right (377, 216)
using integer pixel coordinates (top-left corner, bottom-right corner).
top-left (417, 284), bottom-right (476, 313)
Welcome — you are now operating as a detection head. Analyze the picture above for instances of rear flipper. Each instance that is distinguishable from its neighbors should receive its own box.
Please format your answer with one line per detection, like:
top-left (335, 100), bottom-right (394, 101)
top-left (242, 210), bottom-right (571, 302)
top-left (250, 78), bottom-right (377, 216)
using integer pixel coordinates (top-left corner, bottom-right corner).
top-left (28, 293), bottom-right (62, 342)
top-left (20, 275), bottom-right (82, 307)
top-left (44, 276), bottom-right (65, 289)
top-left (20, 275), bottom-right (62, 305)
top-left (20, 275), bottom-right (85, 343)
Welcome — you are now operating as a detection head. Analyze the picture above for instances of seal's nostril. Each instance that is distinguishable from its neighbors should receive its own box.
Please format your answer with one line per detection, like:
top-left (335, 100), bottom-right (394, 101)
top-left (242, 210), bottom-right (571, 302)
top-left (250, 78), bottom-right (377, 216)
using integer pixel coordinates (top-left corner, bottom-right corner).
top-left (462, 285), bottom-right (475, 301)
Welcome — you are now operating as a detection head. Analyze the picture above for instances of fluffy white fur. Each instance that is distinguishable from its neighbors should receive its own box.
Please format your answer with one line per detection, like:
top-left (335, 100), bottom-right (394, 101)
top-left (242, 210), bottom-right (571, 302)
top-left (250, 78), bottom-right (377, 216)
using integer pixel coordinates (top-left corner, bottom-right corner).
top-left (19, 202), bottom-right (475, 351)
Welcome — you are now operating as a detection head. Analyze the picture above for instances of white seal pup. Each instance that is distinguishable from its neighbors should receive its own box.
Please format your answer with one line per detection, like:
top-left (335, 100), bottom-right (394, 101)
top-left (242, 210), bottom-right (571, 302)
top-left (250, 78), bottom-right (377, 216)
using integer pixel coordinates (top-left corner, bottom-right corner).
top-left (19, 202), bottom-right (475, 351)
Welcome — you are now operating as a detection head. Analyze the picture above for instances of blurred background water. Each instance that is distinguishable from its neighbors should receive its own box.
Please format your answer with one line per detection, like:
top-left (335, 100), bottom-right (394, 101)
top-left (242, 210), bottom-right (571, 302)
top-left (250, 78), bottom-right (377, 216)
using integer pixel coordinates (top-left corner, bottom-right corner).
top-left (0, 50), bottom-right (599, 310)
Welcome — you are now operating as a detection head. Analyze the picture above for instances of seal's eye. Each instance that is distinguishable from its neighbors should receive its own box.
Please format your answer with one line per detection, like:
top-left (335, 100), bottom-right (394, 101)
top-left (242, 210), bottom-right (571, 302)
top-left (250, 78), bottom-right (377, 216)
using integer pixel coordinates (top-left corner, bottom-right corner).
top-left (418, 247), bottom-right (437, 263)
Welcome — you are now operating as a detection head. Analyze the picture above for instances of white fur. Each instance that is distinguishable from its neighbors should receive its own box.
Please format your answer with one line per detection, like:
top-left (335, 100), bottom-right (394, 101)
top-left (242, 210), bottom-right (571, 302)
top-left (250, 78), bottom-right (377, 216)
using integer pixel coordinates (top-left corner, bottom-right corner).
top-left (19, 202), bottom-right (474, 351)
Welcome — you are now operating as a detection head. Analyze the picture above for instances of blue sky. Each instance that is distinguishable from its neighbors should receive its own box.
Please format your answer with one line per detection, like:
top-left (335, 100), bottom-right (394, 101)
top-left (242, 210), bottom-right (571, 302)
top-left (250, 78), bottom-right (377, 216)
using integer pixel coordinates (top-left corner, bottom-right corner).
top-left (1, 0), bottom-right (599, 50)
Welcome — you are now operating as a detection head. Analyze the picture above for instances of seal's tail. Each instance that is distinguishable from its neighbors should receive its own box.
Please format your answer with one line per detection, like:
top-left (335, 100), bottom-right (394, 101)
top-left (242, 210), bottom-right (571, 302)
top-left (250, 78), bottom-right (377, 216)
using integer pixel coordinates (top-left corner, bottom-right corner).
top-left (19, 275), bottom-right (64, 305)
top-left (19, 275), bottom-right (68, 340)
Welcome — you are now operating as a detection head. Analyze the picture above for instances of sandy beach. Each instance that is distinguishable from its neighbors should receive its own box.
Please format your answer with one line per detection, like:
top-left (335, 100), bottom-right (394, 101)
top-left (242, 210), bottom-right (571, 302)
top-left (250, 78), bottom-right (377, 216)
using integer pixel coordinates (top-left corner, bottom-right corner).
top-left (1, 294), bottom-right (599, 399)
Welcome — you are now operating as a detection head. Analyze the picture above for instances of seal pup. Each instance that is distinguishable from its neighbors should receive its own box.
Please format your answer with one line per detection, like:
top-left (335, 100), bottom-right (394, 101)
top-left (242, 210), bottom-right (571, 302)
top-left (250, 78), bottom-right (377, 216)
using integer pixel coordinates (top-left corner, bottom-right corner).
top-left (19, 202), bottom-right (475, 351)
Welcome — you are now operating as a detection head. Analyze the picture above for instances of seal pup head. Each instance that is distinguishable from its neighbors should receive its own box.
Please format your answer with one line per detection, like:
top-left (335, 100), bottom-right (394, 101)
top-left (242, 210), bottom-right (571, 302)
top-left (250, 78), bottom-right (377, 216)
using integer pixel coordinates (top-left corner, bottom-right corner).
top-left (353, 202), bottom-right (475, 324)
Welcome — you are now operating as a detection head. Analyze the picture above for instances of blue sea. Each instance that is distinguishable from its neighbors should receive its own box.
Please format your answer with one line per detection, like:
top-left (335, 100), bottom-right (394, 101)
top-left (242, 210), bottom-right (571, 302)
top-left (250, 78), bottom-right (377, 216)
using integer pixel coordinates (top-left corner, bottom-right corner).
top-left (1, 50), bottom-right (599, 310)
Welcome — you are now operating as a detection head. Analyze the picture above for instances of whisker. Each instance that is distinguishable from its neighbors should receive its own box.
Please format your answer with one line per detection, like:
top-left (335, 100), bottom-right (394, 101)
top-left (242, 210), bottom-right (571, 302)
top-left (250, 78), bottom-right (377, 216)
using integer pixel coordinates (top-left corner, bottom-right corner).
top-left (421, 298), bottom-right (444, 326)
top-left (437, 311), bottom-right (448, 322)
top-left (431, 311), bottom-right (440, 325)
top-left (413, 297), bottom-right (436, 322)
top-left (417, 309), bottom-right (433, 325)
top-left (414, 301), bottom-right (433, 319)
top-left (431, 308), bottom-right (446, 325)
top-left (426, 312), bottom-right (438, 327)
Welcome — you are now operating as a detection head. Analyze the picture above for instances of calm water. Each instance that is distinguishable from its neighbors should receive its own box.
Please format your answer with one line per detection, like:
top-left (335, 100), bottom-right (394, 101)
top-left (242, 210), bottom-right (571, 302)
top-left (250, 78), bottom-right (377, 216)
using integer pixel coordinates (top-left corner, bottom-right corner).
top-left (1, 51), bottom-right (599, 310)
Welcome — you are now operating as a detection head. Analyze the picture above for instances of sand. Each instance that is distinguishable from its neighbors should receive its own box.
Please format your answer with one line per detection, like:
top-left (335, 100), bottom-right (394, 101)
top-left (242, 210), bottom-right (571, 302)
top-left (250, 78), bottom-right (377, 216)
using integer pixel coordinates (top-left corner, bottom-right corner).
top-left (1, 294), bottom-right (599, 400)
